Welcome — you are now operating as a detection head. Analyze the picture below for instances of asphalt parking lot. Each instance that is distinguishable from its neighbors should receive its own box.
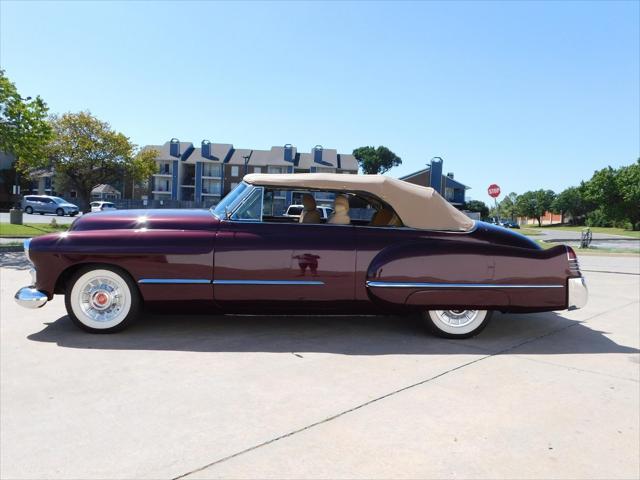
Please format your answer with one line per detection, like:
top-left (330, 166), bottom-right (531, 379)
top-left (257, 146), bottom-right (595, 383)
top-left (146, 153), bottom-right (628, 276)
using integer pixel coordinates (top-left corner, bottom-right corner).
top-left (1, 252), bottom-right (638, 479)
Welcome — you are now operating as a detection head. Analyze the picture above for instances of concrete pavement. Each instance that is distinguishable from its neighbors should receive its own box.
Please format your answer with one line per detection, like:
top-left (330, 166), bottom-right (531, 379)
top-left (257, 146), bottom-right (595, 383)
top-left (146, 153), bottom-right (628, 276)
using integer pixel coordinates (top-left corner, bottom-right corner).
top-left (1, 252), bottom-right (638, 479)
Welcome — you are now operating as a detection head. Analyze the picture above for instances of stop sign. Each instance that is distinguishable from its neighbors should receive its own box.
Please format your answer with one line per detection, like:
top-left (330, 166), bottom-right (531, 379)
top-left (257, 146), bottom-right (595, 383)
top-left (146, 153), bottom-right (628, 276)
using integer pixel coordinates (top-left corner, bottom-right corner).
top-left (488, 184), bottom-right (501, 198)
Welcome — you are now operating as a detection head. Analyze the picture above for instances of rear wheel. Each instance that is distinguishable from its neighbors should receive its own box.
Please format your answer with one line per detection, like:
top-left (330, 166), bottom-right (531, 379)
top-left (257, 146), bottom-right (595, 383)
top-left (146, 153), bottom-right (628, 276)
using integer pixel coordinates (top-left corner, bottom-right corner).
top-left (25, 206), bottom-right (33, 214)
top-left (422, 309), bottom-right (492, 339)
top-left (56, 208), bottom-right (64, 216)
top-left (65, 266), bottom-right (140, 333)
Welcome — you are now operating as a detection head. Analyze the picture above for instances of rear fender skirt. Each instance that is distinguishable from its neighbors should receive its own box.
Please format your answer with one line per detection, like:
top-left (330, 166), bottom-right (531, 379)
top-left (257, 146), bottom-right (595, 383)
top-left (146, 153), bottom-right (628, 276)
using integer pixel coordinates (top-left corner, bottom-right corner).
top-left (405, 289), bottom-right (510, 309)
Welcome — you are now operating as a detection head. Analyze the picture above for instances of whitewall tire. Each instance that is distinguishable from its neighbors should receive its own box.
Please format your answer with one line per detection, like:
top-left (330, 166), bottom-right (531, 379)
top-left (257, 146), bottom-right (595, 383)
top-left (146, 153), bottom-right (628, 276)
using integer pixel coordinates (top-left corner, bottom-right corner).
top-left (422, 309), bottom-right (492, 339)
top-left (65, 266), bottom-right (140, 333)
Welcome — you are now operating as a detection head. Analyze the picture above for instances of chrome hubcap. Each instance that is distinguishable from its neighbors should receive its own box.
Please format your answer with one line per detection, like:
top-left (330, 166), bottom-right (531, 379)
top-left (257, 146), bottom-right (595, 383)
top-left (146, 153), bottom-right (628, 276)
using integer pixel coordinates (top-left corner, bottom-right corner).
top-left (80, 277), bottom-right (123, 322)
top-left (435, 309), bottom-right (479, 328)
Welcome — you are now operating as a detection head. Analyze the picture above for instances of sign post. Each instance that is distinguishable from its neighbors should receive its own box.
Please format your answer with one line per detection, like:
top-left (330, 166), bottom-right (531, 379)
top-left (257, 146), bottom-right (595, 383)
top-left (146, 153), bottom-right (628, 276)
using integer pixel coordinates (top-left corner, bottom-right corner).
top-left (488, 184), bottom-right (501, 221)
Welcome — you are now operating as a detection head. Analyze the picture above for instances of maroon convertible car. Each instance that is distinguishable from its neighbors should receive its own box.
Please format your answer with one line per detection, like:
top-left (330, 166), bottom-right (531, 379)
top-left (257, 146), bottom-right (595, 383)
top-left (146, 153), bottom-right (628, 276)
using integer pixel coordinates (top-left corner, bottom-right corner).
top-left (15, 173), bottom-right (588, 338)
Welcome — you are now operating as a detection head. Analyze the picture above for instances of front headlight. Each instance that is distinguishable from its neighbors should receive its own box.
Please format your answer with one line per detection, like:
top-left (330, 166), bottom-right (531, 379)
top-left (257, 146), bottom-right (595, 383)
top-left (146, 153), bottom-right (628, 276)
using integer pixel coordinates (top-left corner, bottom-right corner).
top-left (23, 238), bottom-right (32, 262)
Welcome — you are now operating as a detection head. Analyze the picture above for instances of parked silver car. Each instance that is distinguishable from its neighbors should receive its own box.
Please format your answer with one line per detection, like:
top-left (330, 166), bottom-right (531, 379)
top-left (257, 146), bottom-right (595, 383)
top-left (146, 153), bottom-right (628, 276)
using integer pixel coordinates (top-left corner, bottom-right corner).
top-left (21, 195), bottom-right (79, 216)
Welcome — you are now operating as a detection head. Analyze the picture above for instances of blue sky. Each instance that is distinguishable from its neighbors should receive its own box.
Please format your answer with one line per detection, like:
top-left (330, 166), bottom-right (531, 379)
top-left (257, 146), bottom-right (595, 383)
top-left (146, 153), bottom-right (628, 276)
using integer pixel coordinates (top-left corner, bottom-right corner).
top-left (1, 1), bottom-right (638, 204)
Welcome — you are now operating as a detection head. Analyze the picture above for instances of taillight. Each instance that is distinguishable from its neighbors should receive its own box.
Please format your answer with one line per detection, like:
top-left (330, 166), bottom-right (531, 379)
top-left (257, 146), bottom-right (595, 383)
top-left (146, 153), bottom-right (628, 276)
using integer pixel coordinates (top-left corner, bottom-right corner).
top-left (566, 246), bottom-right (581, 277)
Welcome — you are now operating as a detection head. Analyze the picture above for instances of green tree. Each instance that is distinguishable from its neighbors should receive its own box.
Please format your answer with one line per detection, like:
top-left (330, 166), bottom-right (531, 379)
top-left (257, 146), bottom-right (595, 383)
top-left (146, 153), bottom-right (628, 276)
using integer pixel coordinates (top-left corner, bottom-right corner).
top-left (0, 70), bottom-right (52, 172)
top-left (498, 192), bottom-right (518, 220)
top-left (47, 112), bottom-right (157, 209)
top-left (515, 189), bottom-right (556, 227)
top-left (550, 186), bottom-right (590, 224)
top-left (352, 146), bottom-right (402, 174)
top-left (616, 159), bottom-right (640, 229)
top-left (582, 160), bottom-right (640, 229)
top-left (464, 200), bottom-right (489, 219)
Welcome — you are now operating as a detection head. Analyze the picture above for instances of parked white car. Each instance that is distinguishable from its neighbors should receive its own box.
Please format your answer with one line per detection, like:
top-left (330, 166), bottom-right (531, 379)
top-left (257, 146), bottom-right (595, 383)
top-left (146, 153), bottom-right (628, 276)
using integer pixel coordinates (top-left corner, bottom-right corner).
top-left (284, 204), bottom-right (334, 220)
top-left (90, 201), bottom-right (117, 212)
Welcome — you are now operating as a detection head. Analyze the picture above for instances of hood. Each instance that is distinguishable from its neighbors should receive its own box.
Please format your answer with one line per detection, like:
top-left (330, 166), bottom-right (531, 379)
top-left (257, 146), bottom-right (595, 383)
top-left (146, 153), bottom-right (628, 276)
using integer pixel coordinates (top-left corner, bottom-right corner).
top-left (70, 209), bottom-right (218, 232)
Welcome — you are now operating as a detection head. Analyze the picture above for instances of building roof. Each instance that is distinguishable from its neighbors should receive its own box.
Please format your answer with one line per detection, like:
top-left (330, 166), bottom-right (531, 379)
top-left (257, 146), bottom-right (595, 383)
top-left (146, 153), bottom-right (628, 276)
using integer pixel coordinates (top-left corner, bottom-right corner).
top-left (91, 184), bottom-right (121, 195)
top-left (185, 144), bottom-right (234, 164)
top-left (149, 141), bottom-right (194, 161)
top-left (400, 166), bottom-right (469, 189)
top-left (145, 140), bottom-right (358, 171)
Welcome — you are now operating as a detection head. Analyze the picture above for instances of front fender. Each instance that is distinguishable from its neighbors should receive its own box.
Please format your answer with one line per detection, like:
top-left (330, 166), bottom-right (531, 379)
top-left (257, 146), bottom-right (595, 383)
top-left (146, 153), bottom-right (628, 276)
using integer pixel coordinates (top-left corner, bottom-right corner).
top-left (28, 229), bottom-right (214, 302)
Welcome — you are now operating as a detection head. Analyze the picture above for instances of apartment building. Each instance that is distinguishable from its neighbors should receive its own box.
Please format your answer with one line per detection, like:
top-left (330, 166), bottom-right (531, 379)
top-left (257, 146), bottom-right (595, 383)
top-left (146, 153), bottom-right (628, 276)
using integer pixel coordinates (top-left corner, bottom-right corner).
top-left (399, 157), bottom-right (469, 206)
top-left (144, 139), bottom-right (358, 211)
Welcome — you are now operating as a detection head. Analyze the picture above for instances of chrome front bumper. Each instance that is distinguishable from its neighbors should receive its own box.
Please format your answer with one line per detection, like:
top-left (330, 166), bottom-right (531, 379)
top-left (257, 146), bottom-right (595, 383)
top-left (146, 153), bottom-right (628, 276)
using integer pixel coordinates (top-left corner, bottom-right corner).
top-left (568, 277), bottom-right (588, 310)
top-left (15, 286), bottom-right (48, 308)
top-left (14, 268), bottom-right (48, 309)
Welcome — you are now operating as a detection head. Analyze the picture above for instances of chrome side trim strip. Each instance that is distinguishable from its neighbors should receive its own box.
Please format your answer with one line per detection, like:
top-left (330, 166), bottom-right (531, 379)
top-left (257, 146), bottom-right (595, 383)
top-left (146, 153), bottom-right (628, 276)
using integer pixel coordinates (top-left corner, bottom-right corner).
top-left (138, 279), bottom-right (326, 286)
top-left (213, 280), bottom-right (325, 286)
top-left (138, 279), bottom-right (211, 285)
top-left (366, 281), bottom-right (564, 289)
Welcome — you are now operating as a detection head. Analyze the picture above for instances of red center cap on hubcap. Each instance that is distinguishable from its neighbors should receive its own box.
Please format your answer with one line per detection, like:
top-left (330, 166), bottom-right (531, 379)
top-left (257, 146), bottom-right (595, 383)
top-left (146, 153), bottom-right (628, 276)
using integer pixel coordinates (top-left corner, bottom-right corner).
top-left (95, 292), bottom-right (108, 305)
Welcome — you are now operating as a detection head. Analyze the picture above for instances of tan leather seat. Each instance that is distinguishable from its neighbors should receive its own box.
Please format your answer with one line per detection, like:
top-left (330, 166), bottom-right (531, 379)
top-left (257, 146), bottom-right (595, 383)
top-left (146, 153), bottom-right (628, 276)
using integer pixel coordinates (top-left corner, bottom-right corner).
top-left (370, 207), bottom-right (403, 227)
top-left (328, 195), bottom-right (351, 225)
top-left (299, 194), bottom-right (321, 224)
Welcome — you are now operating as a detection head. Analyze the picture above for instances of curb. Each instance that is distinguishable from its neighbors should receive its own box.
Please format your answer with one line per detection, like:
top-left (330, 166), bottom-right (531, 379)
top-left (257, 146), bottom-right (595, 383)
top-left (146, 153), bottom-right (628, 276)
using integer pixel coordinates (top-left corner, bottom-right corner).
top-left (0, 245), bottom-right (24, 253)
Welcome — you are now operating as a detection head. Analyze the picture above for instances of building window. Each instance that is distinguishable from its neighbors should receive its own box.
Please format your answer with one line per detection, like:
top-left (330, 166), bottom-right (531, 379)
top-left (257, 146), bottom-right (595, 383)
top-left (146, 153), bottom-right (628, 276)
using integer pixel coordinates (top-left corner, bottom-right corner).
top-left (203, 163), bottom-right (221, 177)
top-left (268, 166), bottom-right (287, 174)
top-left (231, 166), bottom-right (239, 177)
top-left (202, 179), bottom-right (221, 195)
top-left (254, 167), bottom-right (262, 173)
top-left (445, 187), bottom-right (454, 201)
top-left (157, 161), bottom-right (171, 174)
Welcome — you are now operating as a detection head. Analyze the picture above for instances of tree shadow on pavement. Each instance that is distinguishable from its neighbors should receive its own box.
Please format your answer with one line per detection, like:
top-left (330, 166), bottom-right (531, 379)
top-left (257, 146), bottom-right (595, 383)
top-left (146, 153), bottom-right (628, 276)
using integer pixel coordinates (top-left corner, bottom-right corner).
top-left (27, 311), bottom-right (640, 356)
top-left (0, 252), bottom-right (31, 271)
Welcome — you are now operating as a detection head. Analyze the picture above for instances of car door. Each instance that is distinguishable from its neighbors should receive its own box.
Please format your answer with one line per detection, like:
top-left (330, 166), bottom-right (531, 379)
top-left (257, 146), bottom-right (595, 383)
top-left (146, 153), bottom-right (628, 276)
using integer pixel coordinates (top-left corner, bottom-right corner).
top-left (212, 189), bottom-right (356, 311)
top-left (41, 198), bottom-right (54, 213)
top-left (214, 221), bottom-right (356, 310)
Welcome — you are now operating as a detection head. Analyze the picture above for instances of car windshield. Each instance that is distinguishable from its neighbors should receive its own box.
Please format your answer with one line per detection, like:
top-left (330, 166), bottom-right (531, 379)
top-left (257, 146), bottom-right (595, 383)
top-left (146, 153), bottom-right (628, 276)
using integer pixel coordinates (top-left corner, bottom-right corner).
top-left (211, 182), bottom-right (251, 219)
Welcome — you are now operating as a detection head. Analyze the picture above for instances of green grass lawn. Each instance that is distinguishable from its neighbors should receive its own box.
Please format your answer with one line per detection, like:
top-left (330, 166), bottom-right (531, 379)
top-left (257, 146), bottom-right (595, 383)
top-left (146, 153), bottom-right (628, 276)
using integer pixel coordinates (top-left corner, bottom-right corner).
top-left (518, 228), bottom-right (543, 236)
top-left (536, 225), bottom-right (640, 239)
top-left (534, 239), bottom-right (639, 255)
top-left (0, 222), bottom-right (68, 237)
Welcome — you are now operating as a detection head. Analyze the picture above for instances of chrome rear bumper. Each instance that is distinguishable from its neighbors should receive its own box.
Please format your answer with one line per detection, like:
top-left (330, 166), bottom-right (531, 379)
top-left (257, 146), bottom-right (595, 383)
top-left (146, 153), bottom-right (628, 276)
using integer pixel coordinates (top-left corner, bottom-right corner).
top-left (568, 277), bottom-right (588, 310)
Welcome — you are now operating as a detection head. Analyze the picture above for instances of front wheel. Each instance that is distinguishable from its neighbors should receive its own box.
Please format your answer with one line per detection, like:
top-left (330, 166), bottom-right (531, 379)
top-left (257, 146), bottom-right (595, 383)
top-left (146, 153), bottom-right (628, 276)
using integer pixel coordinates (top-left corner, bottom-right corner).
top-left (422, 309), bottom-right (492, 339)
top-left (65, 266), bottom-right (140, 333)
top-left (25, 206), bottom-right (33, 214)
top-left (56, 208), bottom-right (64, 216)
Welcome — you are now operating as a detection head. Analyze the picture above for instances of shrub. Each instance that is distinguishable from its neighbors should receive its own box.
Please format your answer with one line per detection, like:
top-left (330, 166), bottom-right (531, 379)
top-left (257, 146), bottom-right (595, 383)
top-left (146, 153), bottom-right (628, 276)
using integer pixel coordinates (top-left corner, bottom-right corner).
top-left (585, 209), bottom-right (612, 228)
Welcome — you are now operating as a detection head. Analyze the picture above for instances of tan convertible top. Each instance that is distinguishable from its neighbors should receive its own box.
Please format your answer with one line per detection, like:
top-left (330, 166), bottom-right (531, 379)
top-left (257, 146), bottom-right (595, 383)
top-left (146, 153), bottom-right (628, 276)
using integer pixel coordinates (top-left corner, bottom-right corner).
top-left (243, 173), bottom-right (474, 231)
